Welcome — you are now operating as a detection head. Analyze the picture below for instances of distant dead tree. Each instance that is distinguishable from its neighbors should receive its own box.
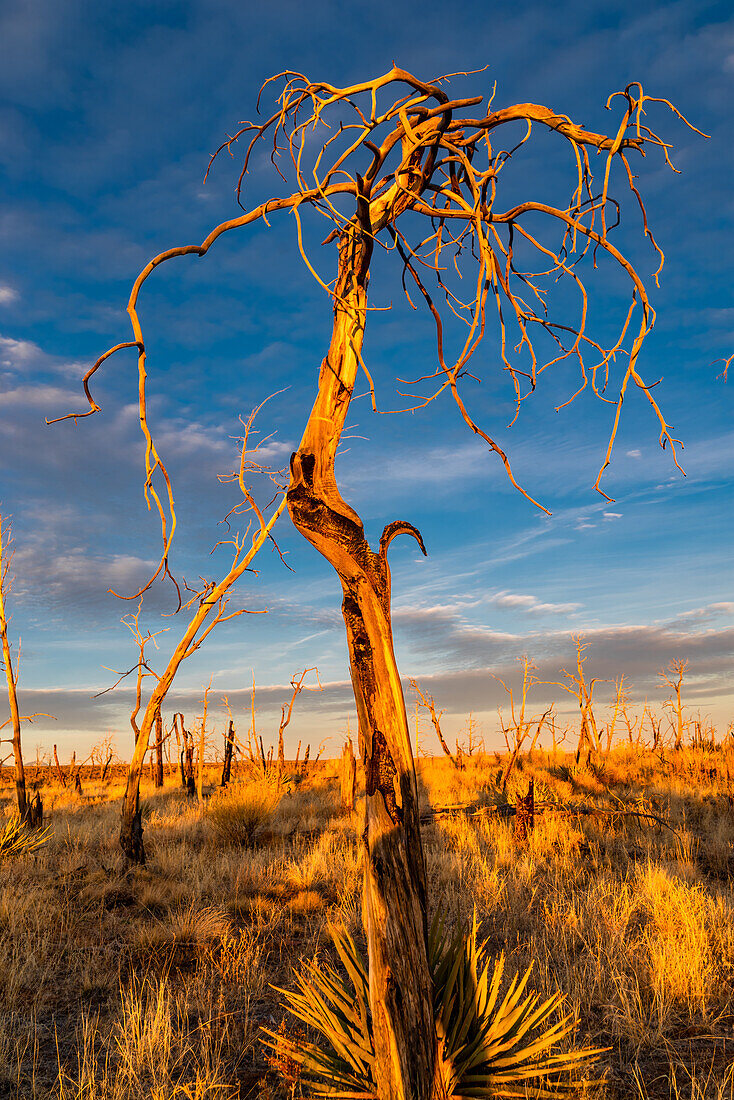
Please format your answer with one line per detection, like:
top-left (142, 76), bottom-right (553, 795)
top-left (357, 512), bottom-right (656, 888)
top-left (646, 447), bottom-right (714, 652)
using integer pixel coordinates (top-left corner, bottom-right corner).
top-left (153, 709), bottom-right (164, 787)
top-left (277, 667), bottom-right (321, 775)
top-left (410, 679), bottom-right (458, 767)
top-left (85, 409), bottom-right (286, 862)
top-left (58, 66), bottom-right (706, 1096)
top-left (173, 712), bottom-right (196, 795)
top-left (89, 734), bottom-right (118, 780)
top-left (541, 636), bottom-right (606, 760)
top-left (495, 657), bottom-right (552, 790)
top-left (604, 675), bottom-right (629, 754)
top-left (0, 516), bottom-right (52, 825)
top-left (661, 658), bottom-right (689, 750)
top-left (221, 719), bottom-right (236, 785)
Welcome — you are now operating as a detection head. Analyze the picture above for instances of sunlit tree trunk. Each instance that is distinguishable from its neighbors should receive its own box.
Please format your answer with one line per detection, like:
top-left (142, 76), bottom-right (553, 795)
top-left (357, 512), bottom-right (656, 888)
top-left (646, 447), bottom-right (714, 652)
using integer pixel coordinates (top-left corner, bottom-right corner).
top-left (0, 519), bottom-right (27, 822)
top-left (288, 225), bottom-right (434, 1100)
top-left (154, 707), bottom-right (164, 788)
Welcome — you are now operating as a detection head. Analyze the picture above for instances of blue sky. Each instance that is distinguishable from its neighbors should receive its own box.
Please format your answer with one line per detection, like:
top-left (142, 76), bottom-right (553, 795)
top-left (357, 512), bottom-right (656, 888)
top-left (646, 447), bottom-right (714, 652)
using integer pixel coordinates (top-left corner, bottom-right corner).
top-left (0, 0), bottom-right (732, 759)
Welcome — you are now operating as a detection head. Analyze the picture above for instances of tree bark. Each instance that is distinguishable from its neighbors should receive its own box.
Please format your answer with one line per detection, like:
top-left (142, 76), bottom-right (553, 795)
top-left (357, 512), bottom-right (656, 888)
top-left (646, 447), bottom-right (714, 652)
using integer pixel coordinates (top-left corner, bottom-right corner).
top-left (287, 223), bottom-right (434, 1100)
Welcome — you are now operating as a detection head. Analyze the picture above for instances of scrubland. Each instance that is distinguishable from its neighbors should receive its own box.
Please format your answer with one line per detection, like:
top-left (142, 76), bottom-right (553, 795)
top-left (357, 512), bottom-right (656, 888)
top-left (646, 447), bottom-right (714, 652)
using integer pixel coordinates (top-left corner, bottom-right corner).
top-left (1, 745), bottom-right (734, 1099)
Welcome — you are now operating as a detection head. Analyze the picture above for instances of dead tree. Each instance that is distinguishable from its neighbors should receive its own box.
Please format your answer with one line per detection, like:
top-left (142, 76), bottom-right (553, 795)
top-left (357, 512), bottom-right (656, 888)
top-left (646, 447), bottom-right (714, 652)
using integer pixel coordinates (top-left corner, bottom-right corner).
top-left (59, 67), bottom-right (704, 1096)
top-left (0, 517), bottom-right (53, 823)
top-left (410, 679), bottom-right (458, 768)
top-left (277, 666), bottom-right (321, 775)
top-left (153, 708), bottom-right (164, 787)
top-left (196, 678), bottom-right (213, 802)
top-left (662, 658), bottom-right (689, 750)
top-left (80, 411), bottom-right (285, 862)
top-left (495, 657), bottom-right (552, 790)
top-left (341, 737), bottom-right (357, 810)
top-left (53, 744), bottom-right (67, 786)
top-left (541, 636), bottom-right (606, 760)
top-left (221, 719), bottom-right (236, 786)
top-left (173, 713), bottom-right (196, 797)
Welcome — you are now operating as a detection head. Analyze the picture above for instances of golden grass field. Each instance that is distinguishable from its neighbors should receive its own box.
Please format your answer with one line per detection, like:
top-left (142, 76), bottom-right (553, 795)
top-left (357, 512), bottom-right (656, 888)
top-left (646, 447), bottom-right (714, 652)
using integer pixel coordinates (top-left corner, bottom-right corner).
top-left (1, 745), bottom-right (734, 1099)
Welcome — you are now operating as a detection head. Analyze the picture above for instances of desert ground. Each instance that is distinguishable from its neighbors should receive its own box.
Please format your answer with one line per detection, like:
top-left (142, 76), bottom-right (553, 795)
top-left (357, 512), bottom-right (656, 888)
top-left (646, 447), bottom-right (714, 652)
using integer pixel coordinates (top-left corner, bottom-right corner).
top-left (1, 743), bottom-right (734, 1099)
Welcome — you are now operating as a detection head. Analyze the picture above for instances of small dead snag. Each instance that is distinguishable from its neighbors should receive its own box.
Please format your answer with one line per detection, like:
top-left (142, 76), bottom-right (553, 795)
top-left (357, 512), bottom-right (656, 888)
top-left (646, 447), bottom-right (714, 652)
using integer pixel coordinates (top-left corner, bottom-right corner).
top-left (53, 745), bottom-right (67, 787)
top-left (411, 680), bottom-right (458, 769)
top-left (221, 720), bottom-right (236, 786)
top-left (514, 780), bottom-right (535, 843)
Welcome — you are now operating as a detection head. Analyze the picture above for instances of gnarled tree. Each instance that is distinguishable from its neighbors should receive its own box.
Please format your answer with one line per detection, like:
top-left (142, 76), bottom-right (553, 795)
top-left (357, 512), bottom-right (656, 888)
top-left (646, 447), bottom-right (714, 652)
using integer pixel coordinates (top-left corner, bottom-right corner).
top-left (58, 67), bottom-right (702, 1098)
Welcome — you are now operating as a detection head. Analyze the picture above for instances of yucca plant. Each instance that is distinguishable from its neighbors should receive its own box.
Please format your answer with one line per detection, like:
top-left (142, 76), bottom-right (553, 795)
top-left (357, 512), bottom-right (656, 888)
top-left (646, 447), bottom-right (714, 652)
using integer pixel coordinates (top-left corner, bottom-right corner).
top-left (262, 912), bottom-right (604, 1098)
top-left (0, 814), bottom-right (50, 861)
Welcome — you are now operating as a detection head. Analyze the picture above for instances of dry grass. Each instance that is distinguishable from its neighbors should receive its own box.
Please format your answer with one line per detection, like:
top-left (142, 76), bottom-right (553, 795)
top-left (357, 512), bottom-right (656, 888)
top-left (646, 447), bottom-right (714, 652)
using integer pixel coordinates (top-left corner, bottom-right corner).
top-left (0, 746), bottom-right (733, 1098)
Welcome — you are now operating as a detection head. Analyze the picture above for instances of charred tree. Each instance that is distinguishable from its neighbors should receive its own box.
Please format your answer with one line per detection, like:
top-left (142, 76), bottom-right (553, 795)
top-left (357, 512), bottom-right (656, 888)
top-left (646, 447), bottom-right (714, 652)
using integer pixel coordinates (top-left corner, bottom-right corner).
top-left (221, 719), bottom-right (236, 786)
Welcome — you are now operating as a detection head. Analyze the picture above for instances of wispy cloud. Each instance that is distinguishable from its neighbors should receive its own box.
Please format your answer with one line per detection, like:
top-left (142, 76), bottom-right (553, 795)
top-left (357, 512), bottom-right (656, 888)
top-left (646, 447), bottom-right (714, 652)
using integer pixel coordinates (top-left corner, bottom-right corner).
top-left (0, 285), bottom-right (19, 305)
top-left (489, 591), bottom-right (581, 616)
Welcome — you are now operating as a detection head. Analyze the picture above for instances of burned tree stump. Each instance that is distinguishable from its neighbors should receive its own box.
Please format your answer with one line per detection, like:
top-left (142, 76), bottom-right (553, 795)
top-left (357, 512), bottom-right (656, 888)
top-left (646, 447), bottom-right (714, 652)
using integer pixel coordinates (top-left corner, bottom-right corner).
top-left (25, 792), bottom-right (43, 829)
top-left (514, 779), bottom-right (535, 843)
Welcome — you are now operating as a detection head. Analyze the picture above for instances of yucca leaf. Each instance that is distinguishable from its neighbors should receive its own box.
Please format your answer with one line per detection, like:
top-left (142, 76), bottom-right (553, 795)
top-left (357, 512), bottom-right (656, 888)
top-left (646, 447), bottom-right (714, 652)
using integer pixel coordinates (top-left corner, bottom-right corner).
top-left (263, 915), bottom-right (602, 1099)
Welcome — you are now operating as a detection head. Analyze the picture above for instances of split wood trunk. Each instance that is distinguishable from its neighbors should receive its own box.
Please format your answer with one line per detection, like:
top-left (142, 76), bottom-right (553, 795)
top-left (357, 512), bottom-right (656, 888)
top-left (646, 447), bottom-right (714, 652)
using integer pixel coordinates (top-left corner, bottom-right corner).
top-left (340, 738), bottom-right (356, 811)
top-left (287, 222), bottom-right (434, 1100)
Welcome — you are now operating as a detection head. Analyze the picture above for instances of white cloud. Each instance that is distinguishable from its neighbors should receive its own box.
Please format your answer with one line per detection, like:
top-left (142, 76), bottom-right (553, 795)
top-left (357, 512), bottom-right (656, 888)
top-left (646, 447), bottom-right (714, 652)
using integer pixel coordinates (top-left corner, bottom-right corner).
top-left (603, 512), bottom-right (623, 520)
top-left (0, 285), bottom-right (19, 305)
top-left (490, 591), bottom-right (581, 616)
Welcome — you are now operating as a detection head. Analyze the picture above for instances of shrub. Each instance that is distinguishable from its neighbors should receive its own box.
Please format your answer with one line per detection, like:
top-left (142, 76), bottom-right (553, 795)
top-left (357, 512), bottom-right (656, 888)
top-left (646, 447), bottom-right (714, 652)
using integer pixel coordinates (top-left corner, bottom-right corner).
top-left (205, 782), bottom-right (281, 848)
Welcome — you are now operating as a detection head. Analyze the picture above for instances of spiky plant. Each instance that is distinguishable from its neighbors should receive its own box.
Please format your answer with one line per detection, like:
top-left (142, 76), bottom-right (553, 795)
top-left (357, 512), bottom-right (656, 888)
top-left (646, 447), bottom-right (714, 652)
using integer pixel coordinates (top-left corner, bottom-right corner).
top-left (262, 913), bottom-right (604, 1099)
top-left (0, 815), bottom-right (50, 861)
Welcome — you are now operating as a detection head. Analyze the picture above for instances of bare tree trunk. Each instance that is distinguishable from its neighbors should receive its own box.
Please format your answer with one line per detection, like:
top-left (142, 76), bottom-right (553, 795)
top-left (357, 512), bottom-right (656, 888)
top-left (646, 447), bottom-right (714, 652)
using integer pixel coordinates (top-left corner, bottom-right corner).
top-left (287, 223), bottom-right (434, 1099)
top-left (341, 738), bottom-right (356, 811)
top-left (154, 708), bottom-right (164, 788)
top-left (0, 519), bottom-right (26, 821)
